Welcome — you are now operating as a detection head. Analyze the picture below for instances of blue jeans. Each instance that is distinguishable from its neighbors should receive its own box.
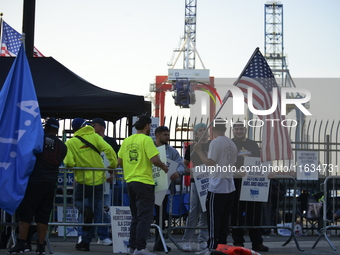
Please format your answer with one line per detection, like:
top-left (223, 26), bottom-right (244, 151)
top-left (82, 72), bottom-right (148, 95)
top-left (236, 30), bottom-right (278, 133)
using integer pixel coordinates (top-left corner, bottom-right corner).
top-left (182, 183), bottom-right (208, 243)
top-left (74, 183), bottom-right (108, 243)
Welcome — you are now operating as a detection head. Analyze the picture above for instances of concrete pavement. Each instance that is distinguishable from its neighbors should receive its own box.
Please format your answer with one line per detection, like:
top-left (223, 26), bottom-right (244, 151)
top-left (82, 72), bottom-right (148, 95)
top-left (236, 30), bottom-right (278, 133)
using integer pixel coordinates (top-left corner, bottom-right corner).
top-left (2, 233), bottom-right (340, 255)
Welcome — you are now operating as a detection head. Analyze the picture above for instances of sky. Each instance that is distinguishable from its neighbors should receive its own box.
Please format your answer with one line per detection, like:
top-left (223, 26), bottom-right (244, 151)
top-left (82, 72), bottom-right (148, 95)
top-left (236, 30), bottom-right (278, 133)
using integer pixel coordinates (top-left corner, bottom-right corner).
top-left (1, 0), bottom-right (339, 121)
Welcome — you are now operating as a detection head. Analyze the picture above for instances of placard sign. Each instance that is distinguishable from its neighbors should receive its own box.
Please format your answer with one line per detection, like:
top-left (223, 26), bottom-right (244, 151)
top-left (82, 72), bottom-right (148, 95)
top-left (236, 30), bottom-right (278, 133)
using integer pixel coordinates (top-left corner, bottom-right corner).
top-left (239, 157), bottom-right (270, 202)
top-left (57, 206), bottom-right (78, 237)
top-left (296, 151), bottom-right (319, 180)
top-left (154, 158), bottom-right (178, 206)
top-left (110, 206), bottom-right (132, 253)
top-left (192, 165), bottom-right (209, 212)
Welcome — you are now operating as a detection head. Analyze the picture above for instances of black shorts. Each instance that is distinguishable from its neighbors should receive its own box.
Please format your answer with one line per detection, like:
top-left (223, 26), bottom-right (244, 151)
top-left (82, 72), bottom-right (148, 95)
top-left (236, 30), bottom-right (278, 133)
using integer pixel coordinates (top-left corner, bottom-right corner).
top-left (16, 181), bottom-right (56, 225)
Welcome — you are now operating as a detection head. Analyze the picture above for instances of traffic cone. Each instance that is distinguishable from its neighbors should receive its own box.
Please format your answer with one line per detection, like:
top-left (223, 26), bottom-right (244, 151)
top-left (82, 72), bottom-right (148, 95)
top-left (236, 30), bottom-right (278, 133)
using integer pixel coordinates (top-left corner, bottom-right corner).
top-left (210, 244), bottom-right (261, 255)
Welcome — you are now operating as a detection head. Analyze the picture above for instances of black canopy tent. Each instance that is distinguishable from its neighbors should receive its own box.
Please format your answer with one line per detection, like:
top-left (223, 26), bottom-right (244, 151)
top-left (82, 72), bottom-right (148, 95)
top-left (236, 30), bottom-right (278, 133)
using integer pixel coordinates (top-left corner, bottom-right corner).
top-left (0, 57), bottom-right (150, 122)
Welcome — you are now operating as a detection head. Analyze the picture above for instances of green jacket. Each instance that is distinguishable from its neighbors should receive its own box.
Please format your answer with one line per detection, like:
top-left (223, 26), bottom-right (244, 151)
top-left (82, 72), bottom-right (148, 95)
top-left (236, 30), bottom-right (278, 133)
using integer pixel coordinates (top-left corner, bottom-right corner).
top-left (64, 125), bottom-right (117, 185)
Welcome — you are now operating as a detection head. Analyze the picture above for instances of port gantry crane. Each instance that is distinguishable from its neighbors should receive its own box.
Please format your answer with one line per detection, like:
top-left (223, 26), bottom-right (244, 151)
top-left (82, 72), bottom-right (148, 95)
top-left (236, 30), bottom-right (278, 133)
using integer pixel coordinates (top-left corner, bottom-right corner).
top-left (150, 0), bottom-right (218, 123)
top-left (264, 1), bottom-right (310, 146)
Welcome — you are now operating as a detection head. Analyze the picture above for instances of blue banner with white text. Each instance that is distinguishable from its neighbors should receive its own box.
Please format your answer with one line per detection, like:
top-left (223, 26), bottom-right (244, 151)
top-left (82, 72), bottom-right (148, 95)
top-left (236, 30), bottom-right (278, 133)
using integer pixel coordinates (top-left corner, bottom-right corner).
top-left (0, 43), bottom-right (44, 215)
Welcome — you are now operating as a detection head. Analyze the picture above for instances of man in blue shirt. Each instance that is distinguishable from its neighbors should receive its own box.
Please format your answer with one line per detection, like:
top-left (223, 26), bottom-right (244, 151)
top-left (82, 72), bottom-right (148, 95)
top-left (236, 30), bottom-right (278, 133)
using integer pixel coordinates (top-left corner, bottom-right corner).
top-left (153, 126), bottom-right (185, 252)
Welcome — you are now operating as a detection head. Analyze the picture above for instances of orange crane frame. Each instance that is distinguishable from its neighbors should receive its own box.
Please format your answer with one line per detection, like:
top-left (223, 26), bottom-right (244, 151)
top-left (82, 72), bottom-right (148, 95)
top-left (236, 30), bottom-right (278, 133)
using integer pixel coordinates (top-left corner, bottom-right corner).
top-left (154, 75), bottom-right (216, 125)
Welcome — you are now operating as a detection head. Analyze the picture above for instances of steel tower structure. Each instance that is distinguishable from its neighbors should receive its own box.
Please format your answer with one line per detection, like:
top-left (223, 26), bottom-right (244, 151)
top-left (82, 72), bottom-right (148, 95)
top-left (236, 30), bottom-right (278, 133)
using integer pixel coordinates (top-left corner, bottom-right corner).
top-left (183, 0), bottom-right (197, 69)
top-left (264, 2), bottom-right (287, 83)
top-left (152, 0), bottom-right (215, 122)
top-left (264, 2), bottom-right (310, 152)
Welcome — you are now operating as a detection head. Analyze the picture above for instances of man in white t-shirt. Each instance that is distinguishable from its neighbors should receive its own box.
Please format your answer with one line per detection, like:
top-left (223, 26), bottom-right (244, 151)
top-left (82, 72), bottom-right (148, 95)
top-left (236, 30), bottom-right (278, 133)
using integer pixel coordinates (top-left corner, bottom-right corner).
top-left (193, 118), bottom-right (237, 254)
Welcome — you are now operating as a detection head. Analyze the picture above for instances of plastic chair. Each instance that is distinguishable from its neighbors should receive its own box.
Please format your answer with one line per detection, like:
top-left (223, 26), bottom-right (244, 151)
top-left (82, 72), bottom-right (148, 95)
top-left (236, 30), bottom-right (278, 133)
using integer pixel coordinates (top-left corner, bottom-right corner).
top-left (296, 193), bottom-right (323, 235)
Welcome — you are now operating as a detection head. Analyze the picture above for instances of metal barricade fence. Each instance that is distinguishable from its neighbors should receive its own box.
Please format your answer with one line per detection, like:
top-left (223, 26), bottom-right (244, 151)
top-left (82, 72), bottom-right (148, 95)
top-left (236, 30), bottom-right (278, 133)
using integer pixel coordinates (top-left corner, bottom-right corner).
top-left (312, 175), bottom-right (340, 251)
top-left (1, 167), bottom-right (169, 253)
top-left (2, 167), bottom-right (337, 253)
top-left (165, 175), bottom-right (303, 251)
top-left (54, 166), bottom-right (168, 252)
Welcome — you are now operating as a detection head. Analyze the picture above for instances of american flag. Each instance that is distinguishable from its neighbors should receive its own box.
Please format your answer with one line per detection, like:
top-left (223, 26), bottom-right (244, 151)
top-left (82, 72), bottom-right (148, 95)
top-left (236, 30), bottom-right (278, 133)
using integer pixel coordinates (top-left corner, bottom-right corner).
top-left (233, 48), bottom-right (293, 162)
top-left (1, 20), bottom-right (44, 57)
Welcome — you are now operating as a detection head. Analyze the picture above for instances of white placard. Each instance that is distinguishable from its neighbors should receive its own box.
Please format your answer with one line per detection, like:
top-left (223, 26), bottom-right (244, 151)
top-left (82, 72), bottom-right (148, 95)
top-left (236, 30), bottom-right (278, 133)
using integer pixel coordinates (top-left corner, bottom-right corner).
top-left (239, 157), bottom-right (270, 202)
top-left (296, 151), bottom-right (319, 180)
top-left (153, 145), bottom-right (167, 193)
top-left (192, 165), bottom-right (209, 212)
top-left (57, 206), bottom-right (78, 237)
top-left (154, 158), bottom-right (178, 206)
top-left (110, 206), bottom-right (132, 253)
top-left (277, 222), bottom-right (292, 236)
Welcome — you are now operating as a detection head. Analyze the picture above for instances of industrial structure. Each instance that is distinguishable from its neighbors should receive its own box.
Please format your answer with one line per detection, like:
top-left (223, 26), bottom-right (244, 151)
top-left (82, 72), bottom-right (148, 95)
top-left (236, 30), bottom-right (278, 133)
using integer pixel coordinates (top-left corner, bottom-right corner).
top-left (264, 1), bottom-right (310, 148)
top-left (150, 0), bottom-right (218, 123)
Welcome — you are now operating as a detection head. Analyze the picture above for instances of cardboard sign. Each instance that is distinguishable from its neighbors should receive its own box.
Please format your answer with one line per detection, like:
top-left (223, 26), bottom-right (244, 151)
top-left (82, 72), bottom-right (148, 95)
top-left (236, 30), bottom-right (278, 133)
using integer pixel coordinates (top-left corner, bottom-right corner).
top-left (154, 158), bottom-right (178, 206)
top-left (57, 206), bottom-right (78, 237)
top-left (296, 151), bottom-right (319, 180)
top-left (239, 157), bottom-right (270, 202)
top-left (192, 165), bottom-right (209, 212)
top-left (110, 206), bottom-right (132, 253)
top-left (153, 145), bottom-right (168, 193)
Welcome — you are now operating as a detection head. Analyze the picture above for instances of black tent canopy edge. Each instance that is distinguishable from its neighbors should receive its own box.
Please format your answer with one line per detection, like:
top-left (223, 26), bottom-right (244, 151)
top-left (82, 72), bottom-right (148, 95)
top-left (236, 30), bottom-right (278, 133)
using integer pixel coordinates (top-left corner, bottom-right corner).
top-left (0, 57), bottom-right (151, 122)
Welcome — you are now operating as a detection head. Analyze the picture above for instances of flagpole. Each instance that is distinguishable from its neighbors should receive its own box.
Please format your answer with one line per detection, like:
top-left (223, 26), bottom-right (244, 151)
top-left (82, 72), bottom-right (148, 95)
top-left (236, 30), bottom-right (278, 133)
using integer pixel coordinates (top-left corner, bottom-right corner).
top-left (0, 13), bottom-right (3, 43)
top-left (21, 33), bottom-right (26, 51)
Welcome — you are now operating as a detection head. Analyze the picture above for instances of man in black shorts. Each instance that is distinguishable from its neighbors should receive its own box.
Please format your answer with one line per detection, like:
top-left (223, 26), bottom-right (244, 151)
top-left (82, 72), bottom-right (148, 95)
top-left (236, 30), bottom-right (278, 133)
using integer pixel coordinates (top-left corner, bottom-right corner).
top-left (7, 118), bottom-right (67, 255)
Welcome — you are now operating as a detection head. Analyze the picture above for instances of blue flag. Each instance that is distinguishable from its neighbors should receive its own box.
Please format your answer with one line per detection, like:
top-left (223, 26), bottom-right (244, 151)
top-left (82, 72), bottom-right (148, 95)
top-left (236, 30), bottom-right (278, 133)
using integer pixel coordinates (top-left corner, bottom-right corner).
top-left (0, 43), bottom-right (44, 215)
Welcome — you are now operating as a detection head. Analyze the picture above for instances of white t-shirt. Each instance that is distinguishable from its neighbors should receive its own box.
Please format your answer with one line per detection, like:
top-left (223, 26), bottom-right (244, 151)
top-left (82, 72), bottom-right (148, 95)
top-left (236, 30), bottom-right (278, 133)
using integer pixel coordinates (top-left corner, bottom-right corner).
top-left (207, 135), bottom-right (237, 193)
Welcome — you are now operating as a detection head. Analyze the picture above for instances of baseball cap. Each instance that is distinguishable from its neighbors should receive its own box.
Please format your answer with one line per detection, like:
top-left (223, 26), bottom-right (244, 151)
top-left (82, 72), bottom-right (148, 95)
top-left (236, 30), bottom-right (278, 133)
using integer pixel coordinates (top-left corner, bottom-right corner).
top-left (194, 123), bottom-right (207, 133)
top-left (213, 117), bottom-right (226, 130)
top-left (132, 115), bottom-right (152, 130)
top-left (44, 118), bottom-right (59, 129)
top-left (91, 118), bottom-right (106, 128)
top-left (233, 121), bottom-right (245, 128)
top-left (72, 118), bottom-right (88, 130)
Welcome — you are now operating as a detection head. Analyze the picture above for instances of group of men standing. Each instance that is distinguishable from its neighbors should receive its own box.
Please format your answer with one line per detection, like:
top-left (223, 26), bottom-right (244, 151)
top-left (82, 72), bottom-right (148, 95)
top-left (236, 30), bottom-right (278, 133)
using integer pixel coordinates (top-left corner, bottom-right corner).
top-left (184, 120), bottom-right (269, 254)
top-left (7, 114), bottom-right (269, 255)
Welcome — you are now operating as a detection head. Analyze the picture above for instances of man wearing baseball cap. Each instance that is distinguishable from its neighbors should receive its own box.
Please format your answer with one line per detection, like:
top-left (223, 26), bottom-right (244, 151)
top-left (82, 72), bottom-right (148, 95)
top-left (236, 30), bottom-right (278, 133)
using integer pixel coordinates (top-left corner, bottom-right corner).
top-left (182, 123), bottom-right (210, 252)
top-left (64, 118), bottom-right (117, 251)
top-left (118, 115), bottom-right (168, 255)
top-left (193, 118), bottom-right (237, 255)
top-left (90, 117), bottom-right (119, 246)
top-left (230, 121), bottom-right (269, 252)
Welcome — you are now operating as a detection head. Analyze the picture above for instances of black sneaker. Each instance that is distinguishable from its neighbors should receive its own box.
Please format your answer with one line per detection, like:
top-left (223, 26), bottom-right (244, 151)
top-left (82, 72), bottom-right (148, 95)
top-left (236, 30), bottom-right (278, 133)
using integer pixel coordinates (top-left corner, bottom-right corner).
top-left (7, 239), bottom-right (27, 254)
top-left (153, 243), bottom-right (172, 252)
top-left (24, 242), bottom-right (32, 252)
top-left (36, 242), bottom-right (46, 255)
top-left (252, 243), bottom-right (269, 252)
top-left (75, 241), bottom-right (90, 251)
top-left (83, 208), bottom-right (94, 231)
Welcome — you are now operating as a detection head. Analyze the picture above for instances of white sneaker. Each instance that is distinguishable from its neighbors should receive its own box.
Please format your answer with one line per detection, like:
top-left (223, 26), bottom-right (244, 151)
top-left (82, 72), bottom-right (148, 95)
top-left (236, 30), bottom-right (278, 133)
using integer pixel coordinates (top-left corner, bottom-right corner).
top-left (198, 242), bottom-right (207, 252)
top-left (77, 235), bottom-right (82, 244)
top-left (97, 238), bottom-right (113, 246)
top-left (133, 249), bottom-right (156, 255)
top-left (182, 242), bottom-right (192, 252)
top-left (195, 247), bottom-right (209, 255)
